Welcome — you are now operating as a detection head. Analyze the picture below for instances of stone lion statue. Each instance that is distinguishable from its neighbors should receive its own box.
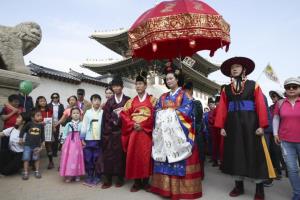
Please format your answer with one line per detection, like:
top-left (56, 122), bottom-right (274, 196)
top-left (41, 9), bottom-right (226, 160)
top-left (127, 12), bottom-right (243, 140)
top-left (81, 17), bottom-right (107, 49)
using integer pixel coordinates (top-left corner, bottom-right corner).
top-left (0, 22), bottom-right (42, 74)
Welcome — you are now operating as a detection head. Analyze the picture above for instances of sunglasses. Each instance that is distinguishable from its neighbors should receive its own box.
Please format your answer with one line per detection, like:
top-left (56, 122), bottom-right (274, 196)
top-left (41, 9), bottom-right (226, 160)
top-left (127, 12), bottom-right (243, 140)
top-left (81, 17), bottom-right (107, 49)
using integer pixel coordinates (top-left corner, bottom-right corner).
top-left (52, 96), bottom-right (59, 99)
top-left (284, 85), bottom-right (299, 90)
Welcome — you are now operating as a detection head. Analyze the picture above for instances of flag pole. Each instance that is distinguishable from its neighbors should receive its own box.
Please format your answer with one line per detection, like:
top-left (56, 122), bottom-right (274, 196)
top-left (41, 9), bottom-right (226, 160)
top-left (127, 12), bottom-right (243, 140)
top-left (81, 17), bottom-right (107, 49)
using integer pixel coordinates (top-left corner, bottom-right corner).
top-left (256, 67), bottom-right (266, 83)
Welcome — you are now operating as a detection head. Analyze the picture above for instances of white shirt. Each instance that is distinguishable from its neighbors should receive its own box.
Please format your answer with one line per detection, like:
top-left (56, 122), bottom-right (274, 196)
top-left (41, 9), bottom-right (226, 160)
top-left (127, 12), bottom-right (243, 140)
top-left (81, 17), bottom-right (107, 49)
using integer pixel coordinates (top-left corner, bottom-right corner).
top-left (138, 93), bottom-right (147, 103)
top-left (71, 120), bottom-right (80, 131)
top-left (3, 127), bottom-right (24, 152)
top-left (170, 87), bottom-right (181, 96)
top-left (115, 93), bottom-right (124, 104)
top-left (52, 102), bottom-right (60, 122)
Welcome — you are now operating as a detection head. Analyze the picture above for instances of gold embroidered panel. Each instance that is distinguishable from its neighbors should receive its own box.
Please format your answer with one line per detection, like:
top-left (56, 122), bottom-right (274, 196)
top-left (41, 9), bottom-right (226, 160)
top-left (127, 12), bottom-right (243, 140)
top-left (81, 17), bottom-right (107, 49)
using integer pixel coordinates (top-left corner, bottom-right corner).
top-left (129, 13), bottom-right (230, 50)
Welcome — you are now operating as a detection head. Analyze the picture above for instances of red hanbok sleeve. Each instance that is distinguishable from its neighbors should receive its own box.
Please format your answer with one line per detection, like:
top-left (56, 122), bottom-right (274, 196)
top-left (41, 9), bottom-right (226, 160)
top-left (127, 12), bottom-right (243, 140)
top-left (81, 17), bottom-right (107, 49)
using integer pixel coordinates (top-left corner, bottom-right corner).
top-left (120, 99), bottom-right (135, 152)
top-left (254, 84), bottom-right (268, 128)
top-left (139, 112), bottom-right (154, 136)
top-left (139, 96), bottom-right (156, 135)
top-left (214, 89), bottom-right (228, 129)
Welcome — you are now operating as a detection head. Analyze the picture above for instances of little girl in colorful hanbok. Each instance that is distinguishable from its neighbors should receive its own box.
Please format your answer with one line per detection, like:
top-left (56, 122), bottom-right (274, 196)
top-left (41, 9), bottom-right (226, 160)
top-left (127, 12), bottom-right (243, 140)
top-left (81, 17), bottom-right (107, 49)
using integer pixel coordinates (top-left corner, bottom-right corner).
top-left (59, 107), bottom-right (85, 182)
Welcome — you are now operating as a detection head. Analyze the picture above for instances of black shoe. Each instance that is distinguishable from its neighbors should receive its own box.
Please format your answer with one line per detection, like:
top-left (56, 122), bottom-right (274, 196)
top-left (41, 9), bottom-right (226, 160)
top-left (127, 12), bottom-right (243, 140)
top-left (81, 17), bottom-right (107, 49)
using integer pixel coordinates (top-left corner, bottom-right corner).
top-left (130, 181), bottom-right (142, 192)
top-left (101, 175), bottom-right (112, 189)
top-left (263, 179), bottom-right (273, 187)
top-left (47, 162), bottom-right (54, 170)
top-left (212, 161), bottom-right (219, 167)
top-left (275, 174), bottom-right (282, 180)
top-left (115, 177), bottom-right (124, 188)
top-left (229, 181), bottom-right (244, 197)
top-left (254, 183), bottom-right (265, 200)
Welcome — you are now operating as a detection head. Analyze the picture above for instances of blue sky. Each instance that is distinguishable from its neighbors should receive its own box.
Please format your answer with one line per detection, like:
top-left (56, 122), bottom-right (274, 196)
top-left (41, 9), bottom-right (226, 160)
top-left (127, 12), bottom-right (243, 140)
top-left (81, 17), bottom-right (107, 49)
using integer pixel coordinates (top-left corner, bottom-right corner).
top-left (1, 0), bottom-right (299, 99)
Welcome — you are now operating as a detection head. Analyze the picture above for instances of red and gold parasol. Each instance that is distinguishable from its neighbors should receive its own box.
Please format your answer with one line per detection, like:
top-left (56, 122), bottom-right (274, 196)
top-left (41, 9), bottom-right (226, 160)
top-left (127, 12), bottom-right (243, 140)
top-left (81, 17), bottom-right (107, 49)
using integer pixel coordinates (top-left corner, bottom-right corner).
top-left (128, 0), bottom-right (230, 60)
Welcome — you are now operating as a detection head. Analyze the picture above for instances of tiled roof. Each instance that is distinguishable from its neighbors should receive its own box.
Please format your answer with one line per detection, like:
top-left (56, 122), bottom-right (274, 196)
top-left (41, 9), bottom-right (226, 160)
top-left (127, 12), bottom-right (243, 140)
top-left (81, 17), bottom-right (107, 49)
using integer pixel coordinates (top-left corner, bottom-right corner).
top-left (68, 69), bottom-right (108, 86)
top-left (28, 62), bottom-right (107, 86)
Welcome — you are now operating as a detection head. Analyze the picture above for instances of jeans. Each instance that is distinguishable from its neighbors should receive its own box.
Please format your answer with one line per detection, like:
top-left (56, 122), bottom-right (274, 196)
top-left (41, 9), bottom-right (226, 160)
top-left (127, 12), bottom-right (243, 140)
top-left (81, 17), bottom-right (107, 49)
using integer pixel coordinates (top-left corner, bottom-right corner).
top-left (22, 146), bottom-right (40, 161)
top-left (281, 141), bottom-right (300, 198)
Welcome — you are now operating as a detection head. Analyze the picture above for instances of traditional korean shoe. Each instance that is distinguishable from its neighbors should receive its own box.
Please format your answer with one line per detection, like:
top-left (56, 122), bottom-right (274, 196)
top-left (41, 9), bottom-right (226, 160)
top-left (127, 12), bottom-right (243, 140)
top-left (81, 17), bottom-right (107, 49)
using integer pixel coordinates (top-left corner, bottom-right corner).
top-left (115, 177), bottom-right (124, 188)
top-left (229, 181), bottom-right (244, 197)
top-left (101, 182), bottom-right (112, 189)
top-left (130, 183), bottom-right (142, 192)
top-left (254, 183), bottom-right (265, 200)
top-left (142, 178), bottom-right (150, 191)
top-left (115, 181), bottom-right (124, 188)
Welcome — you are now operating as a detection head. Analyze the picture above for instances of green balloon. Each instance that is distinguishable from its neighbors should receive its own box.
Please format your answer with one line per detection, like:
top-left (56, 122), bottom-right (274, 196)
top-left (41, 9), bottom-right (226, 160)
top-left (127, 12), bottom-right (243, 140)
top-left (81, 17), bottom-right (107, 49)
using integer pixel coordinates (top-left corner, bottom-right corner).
top-left (19, 80), bottom-right (33, 95)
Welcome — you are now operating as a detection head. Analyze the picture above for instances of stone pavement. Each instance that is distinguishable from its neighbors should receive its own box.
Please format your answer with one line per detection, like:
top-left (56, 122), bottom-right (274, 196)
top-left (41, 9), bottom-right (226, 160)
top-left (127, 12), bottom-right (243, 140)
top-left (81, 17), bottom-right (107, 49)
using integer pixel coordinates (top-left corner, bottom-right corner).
top-left (0, 156), bottom-right (292, 200)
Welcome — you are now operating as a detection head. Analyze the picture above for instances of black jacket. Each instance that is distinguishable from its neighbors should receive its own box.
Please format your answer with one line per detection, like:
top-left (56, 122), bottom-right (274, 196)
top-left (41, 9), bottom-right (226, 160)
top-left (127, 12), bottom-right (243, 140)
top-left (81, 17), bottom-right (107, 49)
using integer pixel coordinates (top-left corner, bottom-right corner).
top-left (47, 103), bottom-right (64, 120)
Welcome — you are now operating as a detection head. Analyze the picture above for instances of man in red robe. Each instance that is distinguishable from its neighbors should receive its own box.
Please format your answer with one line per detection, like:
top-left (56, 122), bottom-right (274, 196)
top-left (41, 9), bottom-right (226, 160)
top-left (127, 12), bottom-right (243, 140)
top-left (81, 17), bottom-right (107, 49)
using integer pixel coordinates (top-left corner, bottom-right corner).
top-left (120, 72), bottom-right (156, 192)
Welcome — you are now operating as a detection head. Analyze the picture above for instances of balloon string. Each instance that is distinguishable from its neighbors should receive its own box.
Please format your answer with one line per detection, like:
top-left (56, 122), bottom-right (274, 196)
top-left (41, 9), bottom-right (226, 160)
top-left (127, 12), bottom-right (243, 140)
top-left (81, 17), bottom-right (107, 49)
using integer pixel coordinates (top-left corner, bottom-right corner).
top-left (24, 94), bottom-right (27, 112)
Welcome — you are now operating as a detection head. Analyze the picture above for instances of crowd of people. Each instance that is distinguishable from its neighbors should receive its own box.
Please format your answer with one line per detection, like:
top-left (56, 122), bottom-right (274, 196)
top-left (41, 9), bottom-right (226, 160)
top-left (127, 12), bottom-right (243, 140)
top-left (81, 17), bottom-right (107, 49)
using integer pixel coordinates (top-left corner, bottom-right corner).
top-left (0, 56), bottom-right (299, 200)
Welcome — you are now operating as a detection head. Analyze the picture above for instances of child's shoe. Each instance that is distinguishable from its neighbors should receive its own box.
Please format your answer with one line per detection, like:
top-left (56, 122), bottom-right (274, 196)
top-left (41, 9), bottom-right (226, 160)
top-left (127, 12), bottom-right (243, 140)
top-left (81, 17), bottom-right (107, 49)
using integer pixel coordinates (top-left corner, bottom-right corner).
top-left (22, 172), bottom-right (29, 180)
top-left (92, 177), bottom-right (101, 185)
top-left (65, 177), bottom-right (72, 183)
top-left (34, 171), bottom-right (42, 179)
top-left (83, 176), bottom-right (94, 187)
top-left (75, 176), bottom-right (81, 182)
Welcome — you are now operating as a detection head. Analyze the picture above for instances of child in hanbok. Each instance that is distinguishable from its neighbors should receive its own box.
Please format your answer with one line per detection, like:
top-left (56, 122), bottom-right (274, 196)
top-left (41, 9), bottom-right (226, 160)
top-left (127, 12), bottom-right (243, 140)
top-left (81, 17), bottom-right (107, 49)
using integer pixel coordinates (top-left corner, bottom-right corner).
top-left (59, 107), bottom-right (85, 182)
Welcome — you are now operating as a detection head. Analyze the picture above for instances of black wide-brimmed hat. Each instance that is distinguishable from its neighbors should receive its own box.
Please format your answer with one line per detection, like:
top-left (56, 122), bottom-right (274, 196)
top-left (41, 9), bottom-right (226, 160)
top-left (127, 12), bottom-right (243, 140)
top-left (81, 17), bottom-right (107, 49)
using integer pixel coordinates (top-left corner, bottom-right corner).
top-left (221, 57), bottom-right (255, 77)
